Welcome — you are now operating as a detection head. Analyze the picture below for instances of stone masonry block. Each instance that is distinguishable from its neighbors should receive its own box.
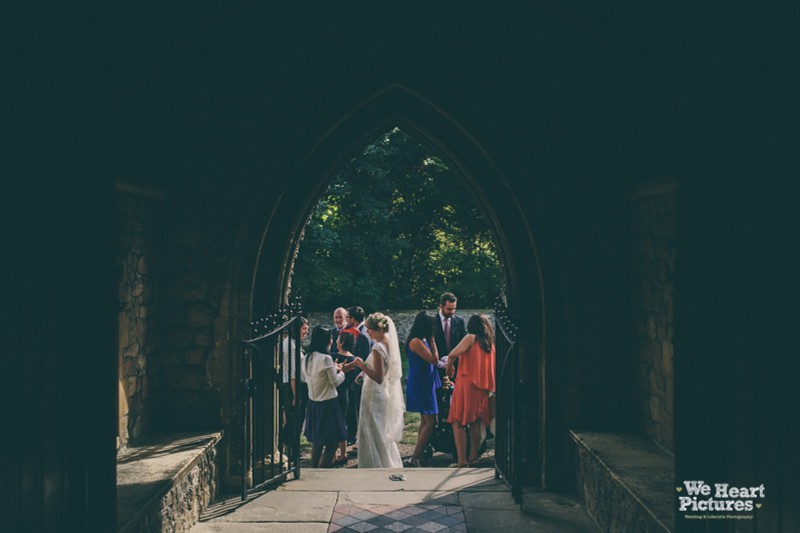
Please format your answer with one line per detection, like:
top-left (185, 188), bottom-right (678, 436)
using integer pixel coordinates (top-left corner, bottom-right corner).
top-left (194, 330), bottom-right (212, 346)
top-left (167, 276), bottom-right (208, 303)
top-left (184, 348), bottom-right (206, 365)
top-left (162, 366), bottom-right (206, 390)
top-left (164, 327), bottom-right (194, 351)
top-left (187, 305), bottom-right (214, 327)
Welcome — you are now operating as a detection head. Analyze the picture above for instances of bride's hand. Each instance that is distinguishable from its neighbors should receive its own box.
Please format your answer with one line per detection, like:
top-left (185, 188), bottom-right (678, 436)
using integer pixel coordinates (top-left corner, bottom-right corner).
top-left (352, 357), bottom-right (365, 370)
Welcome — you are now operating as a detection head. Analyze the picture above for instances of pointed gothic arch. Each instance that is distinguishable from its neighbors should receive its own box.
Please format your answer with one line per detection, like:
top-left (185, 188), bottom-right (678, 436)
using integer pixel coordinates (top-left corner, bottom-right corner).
top-left (252, 84), bottom-right (543, 316)
top-left (221, 82), bottom-right (560, 488)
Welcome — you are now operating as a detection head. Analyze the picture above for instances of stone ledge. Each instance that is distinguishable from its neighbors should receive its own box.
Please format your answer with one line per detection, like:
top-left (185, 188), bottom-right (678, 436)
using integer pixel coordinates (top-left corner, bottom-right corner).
top-left (519, 488), bottom-right (600, 532)
top-left (570, 430), bottom-right (674, 532)
top-left (117, 432), bottom-right (223, 532)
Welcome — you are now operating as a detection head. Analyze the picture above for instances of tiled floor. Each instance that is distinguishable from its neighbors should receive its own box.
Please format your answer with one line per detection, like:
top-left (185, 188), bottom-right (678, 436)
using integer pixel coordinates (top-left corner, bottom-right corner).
top-left (329, 503), bottom-right (467, 533)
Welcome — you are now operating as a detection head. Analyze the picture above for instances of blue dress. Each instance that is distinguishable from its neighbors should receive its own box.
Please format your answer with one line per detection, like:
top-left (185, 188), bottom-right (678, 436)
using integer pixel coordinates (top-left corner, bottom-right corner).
top-left (405, 339), bottom-right (441, 414)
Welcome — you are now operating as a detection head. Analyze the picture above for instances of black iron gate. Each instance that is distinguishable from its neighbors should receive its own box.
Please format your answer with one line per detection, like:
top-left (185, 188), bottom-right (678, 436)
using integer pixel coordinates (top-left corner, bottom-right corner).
top-left (493, 299), bottom-right (523, 502)
top-left (240, 302), bottom-right (304, 500)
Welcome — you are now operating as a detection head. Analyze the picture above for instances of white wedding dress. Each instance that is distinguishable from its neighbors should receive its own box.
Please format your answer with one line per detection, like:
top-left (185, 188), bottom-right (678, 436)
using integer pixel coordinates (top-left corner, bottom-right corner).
top-left (357, 318), bottom-right (405, 468)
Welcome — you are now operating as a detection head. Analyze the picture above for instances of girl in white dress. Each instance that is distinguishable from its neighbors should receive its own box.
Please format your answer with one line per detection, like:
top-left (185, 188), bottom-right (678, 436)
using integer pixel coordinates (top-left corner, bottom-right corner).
top-left (348, 312), bottom-right (405, 468)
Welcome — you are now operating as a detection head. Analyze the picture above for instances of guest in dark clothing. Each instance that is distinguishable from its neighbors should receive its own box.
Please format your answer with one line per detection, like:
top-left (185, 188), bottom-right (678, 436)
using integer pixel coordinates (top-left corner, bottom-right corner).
top-left (433, 292), bottom-right (466, 378)
top-left (332, 331), bottom-right (357, 465)
top-left (344, 306), bottom-right (370, 359)
top-left (330, 307), bottom-right (347, 355)
top-left (303, 325), bottom-right (347, 468)
top-left (279, 316), bottom-right (309, 460)
top-left (344, 306), bottom-right (369, 444)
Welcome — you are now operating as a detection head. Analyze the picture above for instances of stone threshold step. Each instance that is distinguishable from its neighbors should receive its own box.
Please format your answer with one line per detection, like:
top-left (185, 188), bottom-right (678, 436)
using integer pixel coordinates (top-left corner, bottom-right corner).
top-left (117, 431), bottom-right (223, 532)
top-left (571, 430), bottom-right (674, 532)
top-left (520, 488), bottom-right (601, 532)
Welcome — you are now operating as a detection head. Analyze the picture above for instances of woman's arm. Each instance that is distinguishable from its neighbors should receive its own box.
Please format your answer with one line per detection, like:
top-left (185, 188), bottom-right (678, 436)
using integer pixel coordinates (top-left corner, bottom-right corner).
top-left (323, 355), bottom-right (345, 389)
top-left (355, 345), bottom-right (385, 384)
top-left (409, 337), bottom-right (438, 365)
top-left (449, 334), bottom-right (476, 358)
top-left (445, 334), bottom-right (476, 371)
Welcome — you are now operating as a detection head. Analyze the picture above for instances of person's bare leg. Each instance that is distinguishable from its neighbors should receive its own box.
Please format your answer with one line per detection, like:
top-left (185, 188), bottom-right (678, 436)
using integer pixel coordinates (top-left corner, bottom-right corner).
top-left (468, 420), bottom-right (483, 463)
top-left (451, 421), bottom-right (467, 466)
top-left (310, 444), bottom-right (323, 468)
top-left (412, 414), bottom-right (436, 460)
top-left (320, 445), bottom-right (337, 468)
top-left (337, 441), bottom-right (347, 463)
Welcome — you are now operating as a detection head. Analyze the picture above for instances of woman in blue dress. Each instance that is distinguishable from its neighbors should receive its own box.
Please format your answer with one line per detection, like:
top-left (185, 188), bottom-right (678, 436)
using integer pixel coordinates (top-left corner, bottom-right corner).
top-left (404, 311), bottom-right (441, 466)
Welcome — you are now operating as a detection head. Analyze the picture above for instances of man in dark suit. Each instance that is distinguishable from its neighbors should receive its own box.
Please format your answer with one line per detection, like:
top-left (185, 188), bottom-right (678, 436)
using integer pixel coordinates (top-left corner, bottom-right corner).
top-left (434, 292), bottom-right (472, 453)
top-left (344, 306), bottom-right (370, 360)
top-left (434, 292), bottom-right (467, 360)
top-left (344, 305), bottom-right (370, 444)
top-left (330, 307), bottom-right (346, 355)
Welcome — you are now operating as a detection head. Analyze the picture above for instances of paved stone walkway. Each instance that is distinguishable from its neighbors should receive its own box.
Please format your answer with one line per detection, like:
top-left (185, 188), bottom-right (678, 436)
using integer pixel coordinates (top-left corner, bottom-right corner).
top-left (191, 468), bottom-right (598, 532)
top-left (330, 501), bottom-right (466, 532)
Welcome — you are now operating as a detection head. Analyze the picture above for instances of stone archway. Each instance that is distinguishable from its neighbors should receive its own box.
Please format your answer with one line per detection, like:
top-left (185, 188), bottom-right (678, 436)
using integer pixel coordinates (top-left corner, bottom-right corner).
top-left (223, 82), bottom-right (554, 490)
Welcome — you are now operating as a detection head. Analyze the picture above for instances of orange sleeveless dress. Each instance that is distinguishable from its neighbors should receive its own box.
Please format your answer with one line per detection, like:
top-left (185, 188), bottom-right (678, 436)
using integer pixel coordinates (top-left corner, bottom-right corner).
top-left (447, 342), bottom-right (496, 426)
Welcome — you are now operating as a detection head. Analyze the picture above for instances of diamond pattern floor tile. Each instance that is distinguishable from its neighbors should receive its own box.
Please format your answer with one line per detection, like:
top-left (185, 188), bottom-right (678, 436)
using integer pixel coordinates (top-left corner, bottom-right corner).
top-left (349, 522), bottom-right (378, 532)
top-left (384, 522), bottom-right (413, 532)
top-left (328, 502), bottom-right (466, 533)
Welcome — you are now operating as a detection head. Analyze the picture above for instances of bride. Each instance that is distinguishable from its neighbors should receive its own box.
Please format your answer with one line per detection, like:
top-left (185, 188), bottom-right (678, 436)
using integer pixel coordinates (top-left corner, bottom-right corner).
top-left (349, 312), bottom-right (405, 468)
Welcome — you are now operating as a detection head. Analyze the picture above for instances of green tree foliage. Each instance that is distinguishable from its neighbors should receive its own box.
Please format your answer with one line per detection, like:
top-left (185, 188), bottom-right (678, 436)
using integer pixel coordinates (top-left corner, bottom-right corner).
top-left (292, 128), bottom-right (503, 312)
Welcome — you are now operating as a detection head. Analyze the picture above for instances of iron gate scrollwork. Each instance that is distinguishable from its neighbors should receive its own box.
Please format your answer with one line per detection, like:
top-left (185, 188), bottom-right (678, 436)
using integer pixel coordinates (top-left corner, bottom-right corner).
top-left (493, 298), bottom-right (524, 503)
top-left (240, 299), bottom-right (304, 500)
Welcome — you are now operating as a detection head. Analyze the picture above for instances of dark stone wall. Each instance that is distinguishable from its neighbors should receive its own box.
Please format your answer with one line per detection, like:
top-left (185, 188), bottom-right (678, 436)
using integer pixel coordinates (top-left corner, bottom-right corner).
top-left (632, 184), bottom-right (676, 451)
top-left (153, 187), bottom-right (250, 433)
top-left (117, 187), bottom-right (163, 447)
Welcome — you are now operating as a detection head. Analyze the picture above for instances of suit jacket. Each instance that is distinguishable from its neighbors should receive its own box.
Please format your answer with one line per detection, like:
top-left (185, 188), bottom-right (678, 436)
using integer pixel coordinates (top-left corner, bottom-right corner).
top-left (330, 327), bottom-right (344, 355)
top-left (356, 323), bottom-right (373, 359)
top-left (434, 313), bottom-right (466, 358)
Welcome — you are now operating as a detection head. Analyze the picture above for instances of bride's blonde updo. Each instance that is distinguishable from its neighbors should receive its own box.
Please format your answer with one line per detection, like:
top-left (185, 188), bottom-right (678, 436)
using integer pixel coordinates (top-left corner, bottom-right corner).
top-left (365, 312), bottom-right (390, 333)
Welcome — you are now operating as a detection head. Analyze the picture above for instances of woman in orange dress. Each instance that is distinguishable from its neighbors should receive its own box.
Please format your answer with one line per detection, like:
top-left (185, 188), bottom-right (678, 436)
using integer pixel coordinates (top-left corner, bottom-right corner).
top-left (445, 314), bottom-right (496, 467)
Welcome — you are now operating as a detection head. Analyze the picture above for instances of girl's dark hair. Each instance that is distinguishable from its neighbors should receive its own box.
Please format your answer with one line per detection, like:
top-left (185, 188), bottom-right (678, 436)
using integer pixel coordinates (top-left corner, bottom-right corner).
top-left (290, 316), bottom-right (309, 335)
top-left (306, 325), bottom-right (332, 369)
top-left (467, 314), bottom-right (494, 353)
top-left (407, 311), bottom-right (435, 344)
top-left (337, 331), bottom-right (355, 352)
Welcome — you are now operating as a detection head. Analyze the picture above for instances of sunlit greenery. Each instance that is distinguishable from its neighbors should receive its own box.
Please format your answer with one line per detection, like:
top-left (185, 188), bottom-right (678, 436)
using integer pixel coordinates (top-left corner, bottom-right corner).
top-left (292, 128), bottom-right (503, 311)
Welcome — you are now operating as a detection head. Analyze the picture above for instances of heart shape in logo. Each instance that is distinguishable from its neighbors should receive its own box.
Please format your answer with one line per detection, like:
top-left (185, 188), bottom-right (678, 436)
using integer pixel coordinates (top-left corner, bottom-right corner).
top-left (756, 503), bottom-right (762, 508)
top-left (676, 487), bottom-right (683, 492)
